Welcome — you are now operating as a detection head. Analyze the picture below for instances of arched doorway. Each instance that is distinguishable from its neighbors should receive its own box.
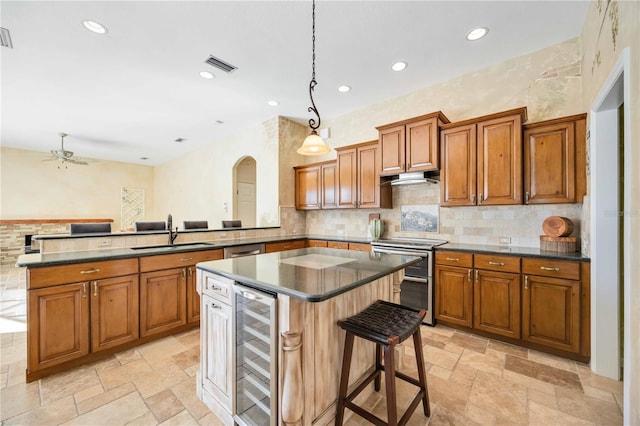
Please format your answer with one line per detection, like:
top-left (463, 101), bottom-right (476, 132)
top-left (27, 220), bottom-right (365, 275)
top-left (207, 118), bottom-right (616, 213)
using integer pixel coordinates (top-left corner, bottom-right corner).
top-left (233, 156), bottom-right (256, 228)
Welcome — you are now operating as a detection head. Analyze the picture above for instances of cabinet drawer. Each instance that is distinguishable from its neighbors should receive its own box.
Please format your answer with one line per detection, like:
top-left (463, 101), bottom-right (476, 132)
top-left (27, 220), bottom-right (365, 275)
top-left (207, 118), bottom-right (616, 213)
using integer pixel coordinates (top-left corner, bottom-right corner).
top-left (306, 239), bottom-right (328, 247)
top-left (265, 240), bottom-right (306, 253)
top-left (327, 241), bottom-right (349, 250)
top-left (348, 243), bottom-right (371, 252)
top-left (435, 251), bottom-right (473, 268)
top-left (140, 249), bottom-right (223, 272)
top-left (28, 258), bottom-right (139, 289)
top-left (475, 254), bottom-right (520, 273)
top-left (200, 271), bottom-right (233, 304)
top-left (522, 258), bottom-right (580, 280)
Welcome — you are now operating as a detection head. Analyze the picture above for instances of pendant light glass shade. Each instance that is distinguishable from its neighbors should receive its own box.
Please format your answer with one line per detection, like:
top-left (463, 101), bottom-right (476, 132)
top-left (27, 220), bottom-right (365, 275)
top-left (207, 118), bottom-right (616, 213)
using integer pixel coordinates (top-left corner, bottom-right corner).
top-left (297, 130), bottom-right (331, 155)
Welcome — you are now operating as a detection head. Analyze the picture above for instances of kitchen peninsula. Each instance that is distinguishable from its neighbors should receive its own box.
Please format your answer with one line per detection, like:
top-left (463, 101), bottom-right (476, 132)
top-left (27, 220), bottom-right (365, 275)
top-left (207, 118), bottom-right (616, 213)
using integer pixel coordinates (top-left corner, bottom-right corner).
top-left (195, 247), bottom-right (420, 425)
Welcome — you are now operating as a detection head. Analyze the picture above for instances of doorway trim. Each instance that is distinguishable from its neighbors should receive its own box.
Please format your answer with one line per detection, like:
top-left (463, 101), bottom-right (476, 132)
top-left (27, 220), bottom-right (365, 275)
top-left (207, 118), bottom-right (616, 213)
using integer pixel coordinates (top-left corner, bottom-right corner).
top-left (589, 47), bottom-right (630, 420)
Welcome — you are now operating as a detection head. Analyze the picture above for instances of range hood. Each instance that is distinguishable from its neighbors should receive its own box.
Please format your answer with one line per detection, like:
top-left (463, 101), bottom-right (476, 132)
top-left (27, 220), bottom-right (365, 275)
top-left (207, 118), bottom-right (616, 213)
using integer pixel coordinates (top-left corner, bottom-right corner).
top-left (386, 171), bottom-right (440, 186)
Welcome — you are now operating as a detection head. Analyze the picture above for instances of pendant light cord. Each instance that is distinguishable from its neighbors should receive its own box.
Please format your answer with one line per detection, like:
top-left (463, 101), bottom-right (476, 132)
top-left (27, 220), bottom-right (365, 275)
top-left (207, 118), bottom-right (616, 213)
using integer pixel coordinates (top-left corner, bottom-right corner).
top-left (307, 0), bottom-right (320, 132)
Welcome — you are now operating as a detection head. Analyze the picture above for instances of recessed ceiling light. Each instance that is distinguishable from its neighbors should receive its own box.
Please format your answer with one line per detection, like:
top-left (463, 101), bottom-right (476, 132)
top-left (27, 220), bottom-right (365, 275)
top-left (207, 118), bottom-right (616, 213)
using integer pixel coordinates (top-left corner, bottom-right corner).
top-left (174, 138), bottom-right (186, 143)
top-left (267, 100), bottom-right (279, 106)
top-left (337, 85), bottom-right (351, 93)
top-left (82, 20), bottom-right (108, 34)
top-left (466, 27), bottom-right (489, 41)
top-left (391, 61), bottom-right (407, 72)
top-left (140, 157), bottom-right (148, 160)
top-left (199, 71), bottom-right (214, 79)
top-left (215, 120), bottom-right (224, 125)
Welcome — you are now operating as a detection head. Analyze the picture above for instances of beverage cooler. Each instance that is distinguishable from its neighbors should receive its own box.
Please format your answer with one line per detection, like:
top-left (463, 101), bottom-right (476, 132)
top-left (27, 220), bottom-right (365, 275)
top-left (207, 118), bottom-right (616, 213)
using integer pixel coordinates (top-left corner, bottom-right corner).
top-left (233, 284), bottom-right (278, 426)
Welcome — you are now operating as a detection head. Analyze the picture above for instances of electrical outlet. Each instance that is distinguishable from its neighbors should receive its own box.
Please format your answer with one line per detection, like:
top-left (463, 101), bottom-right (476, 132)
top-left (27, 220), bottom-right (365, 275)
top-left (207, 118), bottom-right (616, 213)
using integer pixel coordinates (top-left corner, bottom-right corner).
top-left (99, 239), bottom-right (112, 246)
top-left (498, 237), bottom-right (511, 245)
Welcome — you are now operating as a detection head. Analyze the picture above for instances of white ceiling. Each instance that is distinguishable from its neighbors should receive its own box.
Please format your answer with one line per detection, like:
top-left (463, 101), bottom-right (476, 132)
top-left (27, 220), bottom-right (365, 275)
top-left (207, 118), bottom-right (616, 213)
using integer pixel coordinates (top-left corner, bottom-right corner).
top-left (1, 1), bottom-right (590, 166)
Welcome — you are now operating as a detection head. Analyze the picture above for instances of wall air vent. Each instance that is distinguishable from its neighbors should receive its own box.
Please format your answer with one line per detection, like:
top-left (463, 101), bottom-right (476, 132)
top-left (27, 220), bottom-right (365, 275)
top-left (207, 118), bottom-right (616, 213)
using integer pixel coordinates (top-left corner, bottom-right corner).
top-left (0, 27), bottom-right (13, 49)
top-left (204, 55), bottom-right (237, 73)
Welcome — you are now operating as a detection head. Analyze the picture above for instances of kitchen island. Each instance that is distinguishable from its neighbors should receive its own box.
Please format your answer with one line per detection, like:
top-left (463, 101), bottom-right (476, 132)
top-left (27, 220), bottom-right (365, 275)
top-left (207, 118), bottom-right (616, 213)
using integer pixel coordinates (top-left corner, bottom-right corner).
top-left (195, 247), bottom-right (420, 426)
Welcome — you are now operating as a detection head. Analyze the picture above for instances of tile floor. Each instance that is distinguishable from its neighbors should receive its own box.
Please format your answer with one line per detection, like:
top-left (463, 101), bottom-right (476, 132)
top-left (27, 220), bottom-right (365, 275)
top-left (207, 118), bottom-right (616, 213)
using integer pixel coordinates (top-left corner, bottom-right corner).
top-left (1, 267), bottom-right (624, 425)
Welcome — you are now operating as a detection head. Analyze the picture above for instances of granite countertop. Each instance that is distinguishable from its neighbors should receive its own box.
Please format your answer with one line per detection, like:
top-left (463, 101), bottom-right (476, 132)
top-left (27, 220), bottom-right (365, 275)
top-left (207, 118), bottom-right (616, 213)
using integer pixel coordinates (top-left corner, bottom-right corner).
top-left (437, 242), bottom-right (590, 262)
top-left (15, 235), bottom-right (374, 268)
top-left (196, 247), bottom-right (420, 302)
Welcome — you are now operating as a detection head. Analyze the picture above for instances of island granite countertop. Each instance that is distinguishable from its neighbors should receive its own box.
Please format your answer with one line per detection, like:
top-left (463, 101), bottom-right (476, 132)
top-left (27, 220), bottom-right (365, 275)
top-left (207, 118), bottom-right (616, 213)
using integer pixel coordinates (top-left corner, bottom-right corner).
top-left (196, 247), bottom-right (420, 302)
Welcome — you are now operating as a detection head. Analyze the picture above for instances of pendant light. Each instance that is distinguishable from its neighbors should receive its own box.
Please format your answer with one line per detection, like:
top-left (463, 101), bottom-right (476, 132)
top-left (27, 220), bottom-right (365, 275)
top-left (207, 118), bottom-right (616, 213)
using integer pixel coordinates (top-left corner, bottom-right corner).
top-left (297, 0), bottom-right (331, 155)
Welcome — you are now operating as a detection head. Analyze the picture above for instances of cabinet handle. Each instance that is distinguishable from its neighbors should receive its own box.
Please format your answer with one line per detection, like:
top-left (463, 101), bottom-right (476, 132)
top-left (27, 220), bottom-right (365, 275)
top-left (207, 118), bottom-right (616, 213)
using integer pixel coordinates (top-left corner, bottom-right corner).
top-left (479, 194), bottom-right (483, 205)
top-left (211, 302), bottom-right (221, 309)
top-left (475, 270), bottom-right (479, 282)
top-left (488, 261), bottom-right (505, 266)
top-left (540, 266), bottom-right (560, 272)
top-left (467, 269), bottom-right (471, 281)
top-left (180, 257), bottom-right (193, 262)
top-left (471, 194), bottom-right (475, 204)
top-left (80, 268), bottom-right (100, 274)
top-left (188, 267), bottom-right (193, 277)
top-left (525, 275), bottom-right (529, 289)
top-left (182, 268), bottom-right (186, 279)
top-left (446, 257), bottom-right (460, 262)
top-left (93, 282), bottom-right (98, 297)
top-left (82, 283), bottom-right (87, 298)
top-left (525, 192), bottom-right (530, 204)
top-left (284, 245), bottom-right (291, 249)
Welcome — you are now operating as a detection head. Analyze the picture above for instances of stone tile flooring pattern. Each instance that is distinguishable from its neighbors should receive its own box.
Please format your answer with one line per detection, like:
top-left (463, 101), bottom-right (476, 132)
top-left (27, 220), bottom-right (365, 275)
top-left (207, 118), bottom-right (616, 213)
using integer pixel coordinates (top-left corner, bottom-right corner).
top-left (1, 267), bottom-right (624, 425)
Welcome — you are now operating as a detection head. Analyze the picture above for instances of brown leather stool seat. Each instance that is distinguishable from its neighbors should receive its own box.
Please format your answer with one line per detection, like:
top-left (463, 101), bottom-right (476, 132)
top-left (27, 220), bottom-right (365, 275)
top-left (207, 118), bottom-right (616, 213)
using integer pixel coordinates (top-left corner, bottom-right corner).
top-left (335, 300), bottom-right (430, 426)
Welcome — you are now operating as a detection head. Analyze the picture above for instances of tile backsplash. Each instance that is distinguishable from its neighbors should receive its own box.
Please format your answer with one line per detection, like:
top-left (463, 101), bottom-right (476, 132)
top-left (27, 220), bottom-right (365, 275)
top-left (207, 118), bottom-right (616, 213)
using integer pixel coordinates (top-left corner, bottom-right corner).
top-left (304, 183), bottom-right (583, 249)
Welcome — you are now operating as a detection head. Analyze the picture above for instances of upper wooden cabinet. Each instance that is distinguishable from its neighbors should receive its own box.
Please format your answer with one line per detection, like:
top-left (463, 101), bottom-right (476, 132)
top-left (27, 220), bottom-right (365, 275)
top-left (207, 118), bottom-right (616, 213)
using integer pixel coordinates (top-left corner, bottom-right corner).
top-left (376, 112), bottom-right (449, 176)
top-left (294, 160), bottom-right (338, 210)
top-left (440, 108), bottom-right (526, 207)
top-left (523, 113), bottom-right (587, 204)
top-left (336, 141), bottom-right (392, 209)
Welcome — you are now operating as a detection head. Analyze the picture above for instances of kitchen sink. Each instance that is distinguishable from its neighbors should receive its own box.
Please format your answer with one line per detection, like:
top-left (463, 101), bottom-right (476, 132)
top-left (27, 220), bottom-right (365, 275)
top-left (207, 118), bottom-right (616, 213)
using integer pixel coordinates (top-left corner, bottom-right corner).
top-left (130, 242), bottom-right (216, 250)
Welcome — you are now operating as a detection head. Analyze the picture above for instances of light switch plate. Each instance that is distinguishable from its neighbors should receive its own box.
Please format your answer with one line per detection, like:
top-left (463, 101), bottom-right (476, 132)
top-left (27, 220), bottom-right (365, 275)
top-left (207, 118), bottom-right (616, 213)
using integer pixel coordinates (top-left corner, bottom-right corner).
top-left (498, 237), bottom-right (511, 245)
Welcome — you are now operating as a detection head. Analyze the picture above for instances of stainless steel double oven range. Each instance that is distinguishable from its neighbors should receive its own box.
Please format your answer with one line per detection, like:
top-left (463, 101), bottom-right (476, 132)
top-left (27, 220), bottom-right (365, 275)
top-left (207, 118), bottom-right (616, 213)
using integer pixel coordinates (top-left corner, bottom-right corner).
top-left (371, 238), bottom-right (447, 325)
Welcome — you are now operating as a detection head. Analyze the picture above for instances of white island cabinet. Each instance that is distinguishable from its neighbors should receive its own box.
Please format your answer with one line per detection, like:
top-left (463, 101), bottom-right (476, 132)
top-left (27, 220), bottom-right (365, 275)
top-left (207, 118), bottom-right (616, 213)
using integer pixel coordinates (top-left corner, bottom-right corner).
top-left (196, 247), bottom-right (418, 425)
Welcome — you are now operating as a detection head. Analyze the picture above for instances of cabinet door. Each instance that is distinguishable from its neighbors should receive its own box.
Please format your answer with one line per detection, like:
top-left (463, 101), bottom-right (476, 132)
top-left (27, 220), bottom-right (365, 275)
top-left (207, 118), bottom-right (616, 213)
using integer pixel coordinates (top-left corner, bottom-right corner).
top-left (378, 125), bottom-right (405, 175)
top-left (91, 274), bottom-right (139, 352)
top-left (295, 165), bottom-right (321, 210)
top-left (201, 294), bottom-right (233, 409)
top-left (522, 274), bottom-right (580, 353)
top-left (140, 268), bottom-right (187, 337)
top-left (524, 122), bottom-right (575, 204)
top-left (477, 115), bottom-right (522, 205)
top-left (357, 143), bottom-right (380, 208)
top-left (321, 162), bottom-right (338, 209)
top-left (337, 147), bottom-right (358, 208)
top-left (440, 124), bottom-right (477, 206)
top-left (187, 266), bottom-right (200, 324)
top-left (473, 270), bottom-right (521, 339)
top-left (28, 283), bottom-right (90, 371)
top-left (406, 118), bottom-right (439, 172)
top-left (434, 265), bottom-right (473, 327)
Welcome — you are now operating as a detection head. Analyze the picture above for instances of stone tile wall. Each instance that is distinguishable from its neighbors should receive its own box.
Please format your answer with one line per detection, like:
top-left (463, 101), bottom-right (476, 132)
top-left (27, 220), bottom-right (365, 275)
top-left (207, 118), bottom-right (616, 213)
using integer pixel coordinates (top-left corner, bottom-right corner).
top-left (0, 223), bottom-right (68, 269)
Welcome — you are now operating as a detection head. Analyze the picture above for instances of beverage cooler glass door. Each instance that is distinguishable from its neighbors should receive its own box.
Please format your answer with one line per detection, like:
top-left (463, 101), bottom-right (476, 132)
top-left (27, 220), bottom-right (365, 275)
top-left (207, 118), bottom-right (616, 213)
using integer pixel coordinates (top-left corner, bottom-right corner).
top-left (233, 284), bottom-right (278, 426)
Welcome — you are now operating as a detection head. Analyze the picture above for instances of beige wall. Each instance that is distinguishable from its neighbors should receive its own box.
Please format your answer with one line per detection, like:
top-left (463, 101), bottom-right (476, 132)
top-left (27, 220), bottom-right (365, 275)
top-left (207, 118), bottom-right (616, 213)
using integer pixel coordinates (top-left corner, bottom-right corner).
top-left (152, 117), bottom-right (280, 229)
top-left (579, 1), bottom-right (639, 422)
top-left (0, 147), bottom-right (154, 231)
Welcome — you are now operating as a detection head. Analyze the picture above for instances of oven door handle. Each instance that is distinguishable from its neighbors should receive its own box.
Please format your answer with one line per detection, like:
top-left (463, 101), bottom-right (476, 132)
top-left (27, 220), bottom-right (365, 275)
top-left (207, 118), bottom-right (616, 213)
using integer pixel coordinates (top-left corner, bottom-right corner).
top-left (373, 249), bottom-right (428, 257)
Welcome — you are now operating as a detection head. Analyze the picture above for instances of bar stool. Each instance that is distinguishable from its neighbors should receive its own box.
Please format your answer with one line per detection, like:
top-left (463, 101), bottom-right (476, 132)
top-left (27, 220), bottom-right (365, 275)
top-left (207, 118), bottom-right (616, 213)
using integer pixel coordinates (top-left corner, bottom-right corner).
top-left (335, 300), bottom-right (430, 426)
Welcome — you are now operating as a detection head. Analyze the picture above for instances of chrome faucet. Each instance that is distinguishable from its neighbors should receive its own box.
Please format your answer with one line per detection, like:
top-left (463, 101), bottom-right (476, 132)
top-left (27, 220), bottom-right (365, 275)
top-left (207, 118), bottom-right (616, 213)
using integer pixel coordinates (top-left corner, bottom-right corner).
top-left (167, 214), bottom-right (178, 245)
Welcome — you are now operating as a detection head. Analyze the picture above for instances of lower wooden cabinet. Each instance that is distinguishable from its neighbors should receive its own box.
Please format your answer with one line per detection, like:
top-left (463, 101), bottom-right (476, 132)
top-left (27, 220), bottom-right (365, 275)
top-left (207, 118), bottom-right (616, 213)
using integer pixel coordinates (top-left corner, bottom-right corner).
top-left (435, 249), bottom-right (588, 361)
top-left (91, 274), bottom-right (139, 352)
top-left (28, 282), bottom-right (90, 371)
top-left (265, 240), bottom-right (306, 253)
top-left (140, 268), bottom-right (187, 337)
top-left (200, 283), bottom-right (233, 410)
top-left (306, 239), bottom-right (328, 247)
top-left (474, 269), bottom-right (520, 339)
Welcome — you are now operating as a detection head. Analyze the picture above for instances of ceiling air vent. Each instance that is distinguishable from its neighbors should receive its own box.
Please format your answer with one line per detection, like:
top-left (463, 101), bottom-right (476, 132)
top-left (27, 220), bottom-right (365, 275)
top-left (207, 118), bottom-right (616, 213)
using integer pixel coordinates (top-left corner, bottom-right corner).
top-left (0, 27), bottom-right (13, 49)
top-left (204, 55), bottom-right (237, 73)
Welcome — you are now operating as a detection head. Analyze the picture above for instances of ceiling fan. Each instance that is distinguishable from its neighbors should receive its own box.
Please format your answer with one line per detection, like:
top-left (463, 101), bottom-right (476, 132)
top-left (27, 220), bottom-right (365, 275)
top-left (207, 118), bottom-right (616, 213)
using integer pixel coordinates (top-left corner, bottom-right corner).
top-left (44, 132), bottom-right (90, 167)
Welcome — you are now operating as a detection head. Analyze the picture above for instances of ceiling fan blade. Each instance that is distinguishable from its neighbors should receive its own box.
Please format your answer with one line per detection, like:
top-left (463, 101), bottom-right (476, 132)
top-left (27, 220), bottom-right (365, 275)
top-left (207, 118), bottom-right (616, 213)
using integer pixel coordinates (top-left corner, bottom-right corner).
top-left (66, 158), bottom-right (89, 165)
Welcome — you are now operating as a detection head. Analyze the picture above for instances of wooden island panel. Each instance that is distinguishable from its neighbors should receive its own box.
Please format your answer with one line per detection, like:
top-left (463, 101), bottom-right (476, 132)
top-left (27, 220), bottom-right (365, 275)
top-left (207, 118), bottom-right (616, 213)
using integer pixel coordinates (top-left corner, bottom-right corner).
top-left (277, 269), bottom-right (404, 425)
